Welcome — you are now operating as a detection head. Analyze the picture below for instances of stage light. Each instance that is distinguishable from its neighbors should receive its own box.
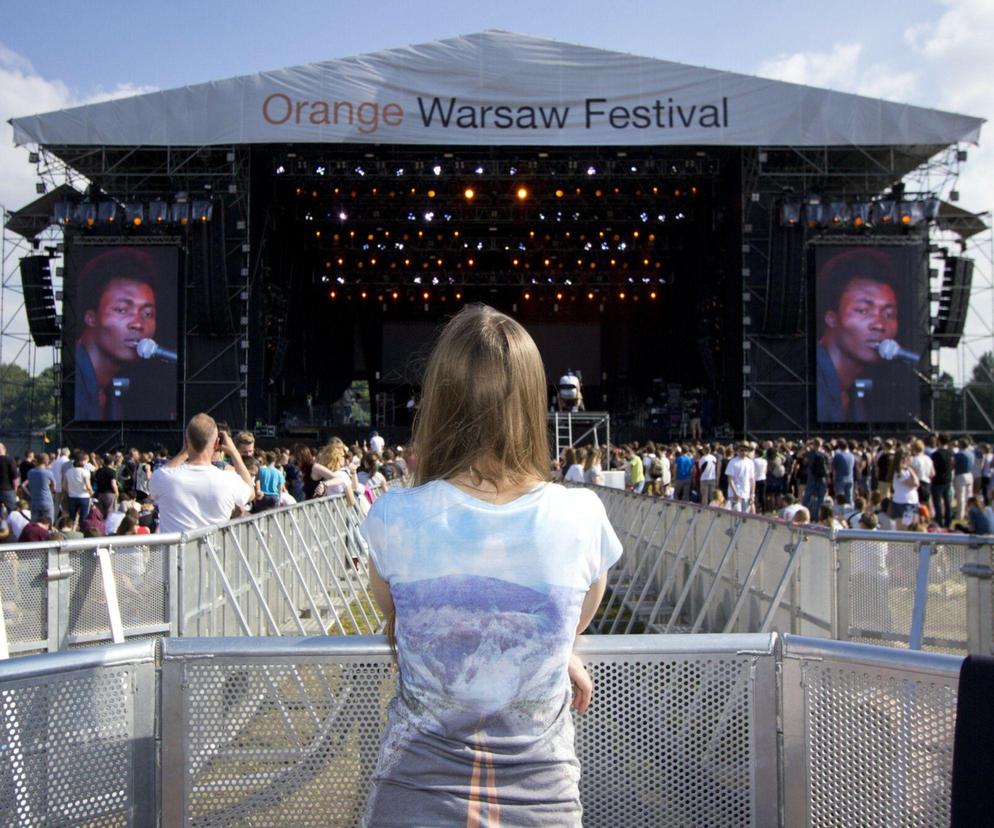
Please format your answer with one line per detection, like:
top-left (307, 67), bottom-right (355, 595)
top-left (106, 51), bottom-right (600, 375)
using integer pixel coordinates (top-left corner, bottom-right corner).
top-left (523, 291), bottom-right (531, 300)
top-left (555, 189), bottom-right (564, 198)
top-left (781, 198), bottom-right (802, 226)
top-left (556, 291), bottom-right (563, 301)
top-left (53, 201), bottom-right (72, 225)
top-left (75, 203), bottom-right (97, 227)
top-left (874, 200), bottom-right (896, 225)
top-left (464, 187), bottom-right (475, 200)
top-left (413, 276), bottom-right (422, 284)
top-left (586, 166), bottom-right (597, 176)
top-left (474, 166), bottom-right (484, 175)
top-left (516, 187), bottom-right (529, 201)
top-left (395, 167), bottom-right (405, 176)
top-left (360, 291), bottom-right (368, 299)
top-left (422, 291), bottom-right (430, 300)
top-left (336, 276), bottom-right (345, 284)
top-left (650, 291), bottom-right (657, 300)
top-left (427, 190), bottom-right (436, 198)
top-left (329, 290), bottom-right (337, 299)
top-left (455, 291), bottom-right (462, 300)
top-left (508, 166), bottom-right (518, 176)
top-left (392, 290), bottom-right (399, 300)
top-left (432, 165), bottom-right (442, 176)
top-left (618, 291), bottom-right (626, 300)
top-left (125, 203), bottom-right (145, 227)
top-left (315, 165), bottom-right (327, 176)
top-left (424, 211), bottom-right (434, 222)
top-left (170, 203), bottom-right (190, 225)
top-left (354, 166), bottom-right (366, 176)
top-left (192, 200), bottom-right (213, 222)
top-left (274, 163), bottom-right (286, 175)
top-left (98, 202), bottom-right (119, 224)
top-left (587, 291), bottom-right (595, 300)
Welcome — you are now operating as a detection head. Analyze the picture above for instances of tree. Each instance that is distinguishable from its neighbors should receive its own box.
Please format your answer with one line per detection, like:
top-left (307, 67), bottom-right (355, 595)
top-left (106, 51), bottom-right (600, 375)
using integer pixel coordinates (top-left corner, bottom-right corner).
top-left (0, 363), bottom-right (58, 432)
top-left (965, 351), bottom-right (994, 434)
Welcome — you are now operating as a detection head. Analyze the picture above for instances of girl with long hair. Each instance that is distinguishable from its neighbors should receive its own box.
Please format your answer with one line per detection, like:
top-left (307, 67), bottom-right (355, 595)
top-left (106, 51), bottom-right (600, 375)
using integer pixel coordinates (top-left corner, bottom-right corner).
top-left (360, 305), bottom-right (622, 826)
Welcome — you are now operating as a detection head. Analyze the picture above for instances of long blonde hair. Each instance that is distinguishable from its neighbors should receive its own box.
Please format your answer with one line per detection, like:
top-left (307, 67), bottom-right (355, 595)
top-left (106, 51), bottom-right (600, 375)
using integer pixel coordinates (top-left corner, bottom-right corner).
top-left (412, 304), bottom-right (550, 487)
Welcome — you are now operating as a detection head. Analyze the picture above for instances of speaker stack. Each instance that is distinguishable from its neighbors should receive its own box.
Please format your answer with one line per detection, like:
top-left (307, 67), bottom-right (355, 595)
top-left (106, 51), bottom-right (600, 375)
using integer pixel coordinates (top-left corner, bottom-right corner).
top-left (19, 255), bottom-right (61, 346)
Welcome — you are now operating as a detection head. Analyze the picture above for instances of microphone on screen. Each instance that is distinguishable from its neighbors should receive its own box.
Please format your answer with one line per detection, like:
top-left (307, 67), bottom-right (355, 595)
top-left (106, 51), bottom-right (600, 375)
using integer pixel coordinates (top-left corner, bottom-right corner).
top-left (136, 338), bottom-right (178, 363)
top-left (878, 339), bottom-right (920, 364)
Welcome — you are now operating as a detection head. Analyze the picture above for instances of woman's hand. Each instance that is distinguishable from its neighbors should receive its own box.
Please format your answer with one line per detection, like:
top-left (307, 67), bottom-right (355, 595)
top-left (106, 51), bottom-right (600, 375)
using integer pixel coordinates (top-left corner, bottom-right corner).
top-left (568, 652), bottom-right (592, 714)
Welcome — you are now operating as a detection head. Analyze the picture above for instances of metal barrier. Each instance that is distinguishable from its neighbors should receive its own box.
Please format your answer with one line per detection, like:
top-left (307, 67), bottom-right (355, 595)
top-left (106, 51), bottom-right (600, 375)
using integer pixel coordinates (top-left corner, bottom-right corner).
top-left (591, 486), bottom-right (994, 655)
top-left (0, 495), bottom-right (382, 658)
top-left (0, 633), bottom-right (962, 827)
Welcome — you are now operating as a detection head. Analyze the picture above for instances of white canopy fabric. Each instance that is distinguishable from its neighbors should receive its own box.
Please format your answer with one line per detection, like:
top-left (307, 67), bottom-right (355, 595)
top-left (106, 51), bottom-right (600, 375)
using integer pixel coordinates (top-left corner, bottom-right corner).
top-left (9, 31), bottom-right (984, 148)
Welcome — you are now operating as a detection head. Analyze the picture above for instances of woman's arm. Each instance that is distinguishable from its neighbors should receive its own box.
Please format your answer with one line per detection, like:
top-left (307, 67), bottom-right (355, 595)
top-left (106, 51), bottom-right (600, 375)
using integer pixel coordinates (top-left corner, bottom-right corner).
top-left (368, 561), bottom-right (394, 617)
top-left (569, 573), bottom-right (609, 714)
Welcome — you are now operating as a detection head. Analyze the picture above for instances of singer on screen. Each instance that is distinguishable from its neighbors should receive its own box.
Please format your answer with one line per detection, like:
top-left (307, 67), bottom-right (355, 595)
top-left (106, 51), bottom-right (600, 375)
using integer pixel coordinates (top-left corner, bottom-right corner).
top-left (74, 247), bottom-right (174, 421)
top-left (816, 247), bottom-right (916, 423)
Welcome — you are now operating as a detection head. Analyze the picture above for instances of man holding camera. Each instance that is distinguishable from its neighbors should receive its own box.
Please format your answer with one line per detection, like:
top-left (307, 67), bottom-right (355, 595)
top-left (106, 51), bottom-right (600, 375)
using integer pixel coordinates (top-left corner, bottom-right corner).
top-left (149, 413), bottom-right (254, 533)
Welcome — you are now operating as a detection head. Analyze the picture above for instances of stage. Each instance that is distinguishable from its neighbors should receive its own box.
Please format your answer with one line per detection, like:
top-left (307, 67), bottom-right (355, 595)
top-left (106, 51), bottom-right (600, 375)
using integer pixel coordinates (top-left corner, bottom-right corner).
top-left (5, 31), bottom-right (985, 449)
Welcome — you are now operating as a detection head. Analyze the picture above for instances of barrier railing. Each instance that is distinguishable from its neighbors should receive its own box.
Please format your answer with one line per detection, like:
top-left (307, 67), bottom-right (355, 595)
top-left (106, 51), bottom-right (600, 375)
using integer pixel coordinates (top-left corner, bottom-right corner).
top-left (0, 495), bottom-right (381, 658)
top-left (591, 486), bottom-right (994, 655)
top-left (0, 633), bottom-right (960, 827)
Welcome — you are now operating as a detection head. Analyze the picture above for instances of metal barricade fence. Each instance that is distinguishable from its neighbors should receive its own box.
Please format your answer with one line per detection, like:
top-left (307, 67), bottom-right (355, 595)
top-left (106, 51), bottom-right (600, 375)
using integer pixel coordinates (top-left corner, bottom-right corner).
top-left (0, 633), bottom-right (963, 827)
top-left (0, 494), bottom-right (383, 658)
top-left (589, 486), bottom-right (994, 656)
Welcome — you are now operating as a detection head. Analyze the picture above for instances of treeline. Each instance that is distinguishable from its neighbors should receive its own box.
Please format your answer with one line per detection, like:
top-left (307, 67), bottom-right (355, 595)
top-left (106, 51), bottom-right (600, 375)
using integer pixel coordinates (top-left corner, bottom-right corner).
top-left (0, 363), bottom-right (58, 431)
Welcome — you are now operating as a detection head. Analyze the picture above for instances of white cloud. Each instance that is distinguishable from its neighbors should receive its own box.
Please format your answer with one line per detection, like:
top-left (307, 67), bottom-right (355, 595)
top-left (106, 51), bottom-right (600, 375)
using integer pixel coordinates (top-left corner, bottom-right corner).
top-left (756, 42), bottom-right (917, 103)
top-left (0, 43), bottom-right (158, 373)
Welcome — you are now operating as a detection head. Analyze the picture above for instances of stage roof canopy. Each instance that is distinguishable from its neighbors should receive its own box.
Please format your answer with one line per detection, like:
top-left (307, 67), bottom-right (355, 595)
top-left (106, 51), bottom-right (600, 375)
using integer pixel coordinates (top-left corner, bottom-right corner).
top-left (8, 30), bottom-right (985, 149)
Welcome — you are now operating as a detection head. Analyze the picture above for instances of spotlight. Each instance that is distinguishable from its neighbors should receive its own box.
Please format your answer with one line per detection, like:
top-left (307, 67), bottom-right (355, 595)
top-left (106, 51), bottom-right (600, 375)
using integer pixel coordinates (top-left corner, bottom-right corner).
top-left (274, 164), bottom-right (286, 175)
top-left (464, 187), bottom-right (475, 201)
top-left (427, 189), bottom-right (436, 198)
top-left (124, 203), bottom-right (145, 227)
top-left (338, 211), bottom-right (348, 221)
top-left (432, 165), bottom-right (442, 176)
top-left (422, 291), bottom-right (430, 300)
top-left (395, 167), bottom-right (405, 176)
top-left (53, 201), bottom-right (73, 225)
top-left (149, 201), bottom-right (168, 224)
top-left (516, 187), bottom-right (529, 201)
top-left (75, 203), bottom-right (97, 227)
top-left (780, 199), bottom-right (802, 226)
top-left (474, 166), bottom-right (484, 175)
top-left (191, 200), bottom-right (213, 223)
top-left (95, 202), bottom-right (119, 224)
top-left (170, 203), bottom-right (190, 225)
top-left (555, 189), bottom-right (564, 198)
top-left (586, 166), bottom-right (597, 176)
top-left (424, 211), bottom-right (435, 222)
top-left (354, 166), bottom-right (366, 176)
top-left (829, 202), bottom-right (849, 226)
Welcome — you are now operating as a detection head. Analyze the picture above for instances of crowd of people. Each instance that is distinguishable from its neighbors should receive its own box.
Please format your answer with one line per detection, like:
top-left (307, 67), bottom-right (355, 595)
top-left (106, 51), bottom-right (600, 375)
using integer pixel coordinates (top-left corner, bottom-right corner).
top-left (0, 424), bottom-right (408, 544)
top-left (557, 433), bottom-right (994, 535)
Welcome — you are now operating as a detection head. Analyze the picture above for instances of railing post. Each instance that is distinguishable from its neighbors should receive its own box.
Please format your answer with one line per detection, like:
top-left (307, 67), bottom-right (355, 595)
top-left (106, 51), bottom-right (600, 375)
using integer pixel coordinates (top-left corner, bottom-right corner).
top-left (962, 543), bottom-right (993, 656)
top-left (833, 535), bottom-right (852, 642)
top-left (908, 541), bottom-right (934, 651)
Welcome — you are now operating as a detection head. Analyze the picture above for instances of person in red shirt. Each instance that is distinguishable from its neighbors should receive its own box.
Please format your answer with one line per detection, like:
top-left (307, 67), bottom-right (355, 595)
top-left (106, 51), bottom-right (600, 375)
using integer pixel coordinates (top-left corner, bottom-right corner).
top-left (18, 516), bottom-right (53, 543)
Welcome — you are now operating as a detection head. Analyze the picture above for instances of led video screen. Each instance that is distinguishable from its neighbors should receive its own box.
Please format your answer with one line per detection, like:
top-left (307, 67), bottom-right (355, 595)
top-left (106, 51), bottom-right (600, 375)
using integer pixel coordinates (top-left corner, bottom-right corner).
top-left (813, 243), bottom-right (926, 424)
top-left (65, 244), bottom-right (179, 421)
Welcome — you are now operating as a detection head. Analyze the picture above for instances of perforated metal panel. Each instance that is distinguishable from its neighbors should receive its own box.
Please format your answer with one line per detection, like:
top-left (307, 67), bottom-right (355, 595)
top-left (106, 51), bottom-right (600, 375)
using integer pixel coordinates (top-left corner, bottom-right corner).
top-left (163, 645), bottom-right (395, 827)
top-left (0, 546), bottom-right (48, 653)
top-left (783, 637), bottom-right (960, 828)
top-left (0, 643), bottom-right (155, 827)
top-left (844, 538), bottom-right (970, 653)
top-left (576, 650), bottom-right (773, 827)
top-left (162, 636), bottom-right (778, 828)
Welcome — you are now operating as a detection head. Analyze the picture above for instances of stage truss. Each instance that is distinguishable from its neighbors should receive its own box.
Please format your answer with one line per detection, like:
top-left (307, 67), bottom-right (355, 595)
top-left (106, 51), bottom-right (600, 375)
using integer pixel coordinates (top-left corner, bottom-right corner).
top-left (739, 143), bottom-right (993, 438)
top-left (1, 144), bottom-right (253, 447)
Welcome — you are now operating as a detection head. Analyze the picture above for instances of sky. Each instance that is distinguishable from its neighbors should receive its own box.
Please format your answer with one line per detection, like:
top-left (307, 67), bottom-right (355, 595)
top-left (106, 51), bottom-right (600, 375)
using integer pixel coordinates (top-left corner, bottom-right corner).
top-left (1, 0), bottom-right (992, 382)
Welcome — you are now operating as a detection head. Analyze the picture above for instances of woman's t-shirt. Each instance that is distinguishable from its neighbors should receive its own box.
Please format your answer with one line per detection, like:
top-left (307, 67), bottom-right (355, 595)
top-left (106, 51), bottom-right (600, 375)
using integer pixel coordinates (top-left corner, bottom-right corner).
top-left (892, 469), bottom-right (920, 505)
top-left (64, 466), bottom-right (91, 499)
top-left (359, 480), bottom-right (622, 820)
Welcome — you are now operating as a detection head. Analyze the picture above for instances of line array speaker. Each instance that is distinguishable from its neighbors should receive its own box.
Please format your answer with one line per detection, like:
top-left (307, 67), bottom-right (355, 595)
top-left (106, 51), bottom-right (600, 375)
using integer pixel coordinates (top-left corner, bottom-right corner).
top-left (933, 256), bottom-right (973, 348)
top-left (19, 255), bottom-right (61, 346)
